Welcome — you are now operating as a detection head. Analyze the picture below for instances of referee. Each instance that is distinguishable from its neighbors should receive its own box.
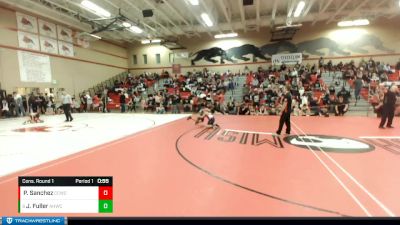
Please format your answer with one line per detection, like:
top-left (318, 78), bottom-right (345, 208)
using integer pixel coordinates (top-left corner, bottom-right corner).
top-left (379, 85), bottom-right (398, 128)
top-left (62, 91), bottom-right (73, 122)
top-left (276, 86), bottom-right (292, 135)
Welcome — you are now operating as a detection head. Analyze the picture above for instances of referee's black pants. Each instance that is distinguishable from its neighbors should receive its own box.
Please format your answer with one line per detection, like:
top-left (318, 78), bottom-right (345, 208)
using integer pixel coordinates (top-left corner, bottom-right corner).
top-left (63, 104), bottom-right (73, 121)
top-left (277, 112), bottom-right (291, 135)
top-left (379, 106), bottom-right (395, 127)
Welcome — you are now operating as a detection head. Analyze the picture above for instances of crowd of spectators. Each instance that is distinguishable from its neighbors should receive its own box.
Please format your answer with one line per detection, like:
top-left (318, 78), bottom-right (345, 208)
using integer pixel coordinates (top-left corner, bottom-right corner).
top-left (1, 58), bottom-right (399, 119)
top-left (0, 91), bottom-right (58, 118)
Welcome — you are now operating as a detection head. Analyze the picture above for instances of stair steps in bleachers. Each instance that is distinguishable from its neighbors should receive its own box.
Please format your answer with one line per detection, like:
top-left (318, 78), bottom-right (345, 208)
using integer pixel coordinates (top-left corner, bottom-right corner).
top-left (321, 72), bottom-right (373, 115)
top-left (224, 76), bottom-right (247, 103)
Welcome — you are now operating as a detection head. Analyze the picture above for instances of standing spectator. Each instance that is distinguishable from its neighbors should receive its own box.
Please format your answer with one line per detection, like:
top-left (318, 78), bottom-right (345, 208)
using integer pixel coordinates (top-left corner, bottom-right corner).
top-left (396, 59), bottom-right (400, 79)
top-left (80, 93), bottom-right (87, 112)
top-left (354, 77), bottom-right (363, 106)
top-left (92, 94), bottom-right (100, 111)
top-left (71, 97), bottom-right (78, 113)
top-left (126, 96), bottom-right (133, 112)
top-left (49, 94), bottom-right (56, 114)
top-left (133, 93), bottom-right (140, 112)
top-left (6, 95), bottom-right (17, 116)
top-left (61, 91), bottom-right (73, 122)
top-left (44, 93), bottom-right (49, 110)
top-left (379, 85), bottom-right (398, 128)
top-left (119, 91), bottom-right (126, 113)
top-left (318, 57), bottom-right (324, 68)
top-left (39, 93), bottom-right (46, 114)
top-left (28, 93), bottom-right (37, 113)
top-left (13, 92), bottom-right (25, 117)
top-left (85, 92), bottom-right (93, 112)
top-left (171, 94), bottom-right (180, 114)
top-left (1, 98), bottom-right (9, 118)
top-left (102, 88), bottom-right (109, 113)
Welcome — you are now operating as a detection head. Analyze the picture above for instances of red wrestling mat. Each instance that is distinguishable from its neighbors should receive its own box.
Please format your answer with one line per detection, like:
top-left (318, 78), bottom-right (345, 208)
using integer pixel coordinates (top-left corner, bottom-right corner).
top-left (0, 116), bottom-right (398, 217)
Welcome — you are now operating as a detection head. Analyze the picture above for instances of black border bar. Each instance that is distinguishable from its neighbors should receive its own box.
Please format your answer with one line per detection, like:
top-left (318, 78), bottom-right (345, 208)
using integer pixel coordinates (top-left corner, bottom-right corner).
top-left (67, 217), bottom-right (400, 225)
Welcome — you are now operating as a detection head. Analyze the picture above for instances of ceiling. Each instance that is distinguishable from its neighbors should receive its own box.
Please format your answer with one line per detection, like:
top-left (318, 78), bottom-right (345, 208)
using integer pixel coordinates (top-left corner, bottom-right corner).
top-left (1, 0), bottom-right (399, 44)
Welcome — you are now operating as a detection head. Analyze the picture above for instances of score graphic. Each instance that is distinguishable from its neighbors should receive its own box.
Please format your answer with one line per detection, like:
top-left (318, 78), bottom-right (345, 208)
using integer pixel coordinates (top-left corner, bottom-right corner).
top-left (18, 177), bottom-right (113, 213)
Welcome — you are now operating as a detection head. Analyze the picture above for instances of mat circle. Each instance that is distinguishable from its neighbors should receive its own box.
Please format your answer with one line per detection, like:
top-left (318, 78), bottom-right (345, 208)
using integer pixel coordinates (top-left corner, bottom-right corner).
top-left (283, 134), bottom-right (375, 153)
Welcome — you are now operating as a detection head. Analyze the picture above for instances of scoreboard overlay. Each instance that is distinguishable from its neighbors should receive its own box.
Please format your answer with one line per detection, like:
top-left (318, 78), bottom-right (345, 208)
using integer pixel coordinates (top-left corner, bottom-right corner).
top-left (18, 177), bottom-right (113, 213)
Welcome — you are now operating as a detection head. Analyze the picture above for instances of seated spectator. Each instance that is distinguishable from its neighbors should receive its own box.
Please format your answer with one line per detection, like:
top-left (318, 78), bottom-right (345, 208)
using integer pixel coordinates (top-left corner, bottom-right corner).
top-left (92, 94), bottom-right (100, 111)
top-left (183, 97), bottom-right (191, 112)
top-left (337, 87), bottom-right (350, 102)
top-left (127, 97), bottom-right (134, 112)
top-left (300, 103), bottom-right (310, 116)
top-left (259, 104), bottom-right (268, 115)
top-left (324, 93), bottom-right (337, 114)
top-left (156, 104), bottom-right (165, 114)
top-left (249, 105), bottom-right (257, 115)
top-left (71, 98), bottom-right (80, 113)
top-left (268, 104), bottom-right (278, 115)
top-left (238, 103), bottom-right (250, 115)
top-left (309, 97), bottom-right (321, 116)
top-left (335, 96), bottom-right (349, 116)
top-left (226, 100), bottom-right (236, 115)
top-left (293, 102), bottom-right (301, 116)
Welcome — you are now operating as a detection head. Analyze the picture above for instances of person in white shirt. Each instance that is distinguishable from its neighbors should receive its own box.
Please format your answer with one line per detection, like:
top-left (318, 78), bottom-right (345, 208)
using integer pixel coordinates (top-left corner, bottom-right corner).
top-left (204, 107), bottom-right (220, 128)
top-left (1, 99), bottom-right (9, 118)
top-left (61, 91), bottom-right (73, 122)
top-left (383, 63), bottom-right (391, 72)
top-left (13, 92), bottom-right (25, 117)
top-left (301, 94), bottom-right (308, 107)
top-left (85, 92), bottom-right (92, 112)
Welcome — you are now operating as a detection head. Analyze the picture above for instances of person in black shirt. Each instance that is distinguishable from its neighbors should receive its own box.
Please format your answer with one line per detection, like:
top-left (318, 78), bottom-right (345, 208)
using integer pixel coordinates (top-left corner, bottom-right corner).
top-left (276, 87), bottom-right (292, 135)
top-left (379, 85), bottom-right (398, 128)
top-left (28, 94), bottom-right (37, 113)
top-left (119, 91), bottom-right (126, 113)
top-left (337, 87), bottom-right (350, 103)
top-left (238, 103), bottom-right (250, 115)
top-left (396, 59), bottom-right (400, 71)
top-left (335, 96), bottom-right (348, 116)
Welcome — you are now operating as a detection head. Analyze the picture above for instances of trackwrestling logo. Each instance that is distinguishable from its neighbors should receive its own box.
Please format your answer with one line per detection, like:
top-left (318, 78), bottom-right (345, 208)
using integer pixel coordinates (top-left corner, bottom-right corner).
top-left (2, 217), bottom-right (64, 225)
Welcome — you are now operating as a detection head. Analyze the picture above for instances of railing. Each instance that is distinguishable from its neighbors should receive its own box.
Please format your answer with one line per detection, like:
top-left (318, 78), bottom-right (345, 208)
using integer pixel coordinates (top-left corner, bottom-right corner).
top-left (88, 71), bottom-right (130, 96)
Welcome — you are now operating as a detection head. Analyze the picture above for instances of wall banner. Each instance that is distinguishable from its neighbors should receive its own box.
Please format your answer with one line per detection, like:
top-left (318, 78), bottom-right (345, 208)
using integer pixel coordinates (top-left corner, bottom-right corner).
top-left (18, 51), bottom-right (52, 83)
top-left (16, 12), bottom-right (38, 33)
top-left (40, 36), bottom-right (58, 54)
top-left (38, 19), bottom-right (57, 39)
top-left (18, 31), bottom-right (40, 51)
top-left (57, 25), bottom-right (73, 43)
top-left (58, 41), bottom-right (74, 57)
top-left (272, 53), bottom-right (302, 65)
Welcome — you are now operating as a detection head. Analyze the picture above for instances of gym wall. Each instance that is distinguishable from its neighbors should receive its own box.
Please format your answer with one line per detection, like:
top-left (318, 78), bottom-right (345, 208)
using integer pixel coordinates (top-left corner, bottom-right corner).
top-left (128, 17), bottom-right (400, 75)
top-left (0, 6), bottom-right (129, 96)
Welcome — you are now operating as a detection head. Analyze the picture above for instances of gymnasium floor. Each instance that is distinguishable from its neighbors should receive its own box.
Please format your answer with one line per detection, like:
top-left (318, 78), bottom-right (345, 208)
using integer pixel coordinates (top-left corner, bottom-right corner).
top-left (0, 114), bottom-right (399, 217)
